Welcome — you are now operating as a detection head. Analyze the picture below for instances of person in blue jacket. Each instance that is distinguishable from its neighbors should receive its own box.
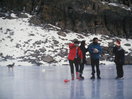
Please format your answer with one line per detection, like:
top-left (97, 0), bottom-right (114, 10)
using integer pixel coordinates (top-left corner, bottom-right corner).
top-left (87, 37), bottom-right (102, 79)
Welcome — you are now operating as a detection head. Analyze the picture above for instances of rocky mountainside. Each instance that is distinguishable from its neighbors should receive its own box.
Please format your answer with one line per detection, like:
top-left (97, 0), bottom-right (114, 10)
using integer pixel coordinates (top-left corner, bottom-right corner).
top-left (0, 14), bottom-right (132, 66)
top-left (0, 0), bottom-right (132, 38)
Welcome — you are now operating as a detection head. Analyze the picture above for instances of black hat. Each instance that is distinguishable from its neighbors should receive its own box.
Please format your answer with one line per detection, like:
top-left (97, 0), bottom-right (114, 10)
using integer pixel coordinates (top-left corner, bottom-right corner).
top-left (93, 37), bottom-right (98, 41)
top-left (81, 40), bottom-right (85, 44)
top-left (73, 39), bottom-right (80, 44)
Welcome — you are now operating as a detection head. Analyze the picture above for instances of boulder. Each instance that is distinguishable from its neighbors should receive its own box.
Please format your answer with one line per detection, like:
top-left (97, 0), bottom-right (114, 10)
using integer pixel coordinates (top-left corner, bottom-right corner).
top-left (29, 16), bottom-right (42, 25)
top-left (39, 48), bottom-right (46, 53)
top-left (125, 54), bottom-right (132, 65)
top-left (53, 40), bottom-right (59, 45)
top-left (124, 43), bottom-right (131, 46)
top-left (57, 31), bottom-right (67, 37)
top-left (58, 49), bottom-right (68, 57)
top-left (17, 13), bottom-right (28, 18)
top-left (41, 55), bottom-right (55, 63)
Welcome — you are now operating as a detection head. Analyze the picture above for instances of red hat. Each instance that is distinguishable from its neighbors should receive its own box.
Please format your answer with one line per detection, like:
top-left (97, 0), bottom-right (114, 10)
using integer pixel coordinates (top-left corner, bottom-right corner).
top-left (114, 39), bottom-right (121, 46)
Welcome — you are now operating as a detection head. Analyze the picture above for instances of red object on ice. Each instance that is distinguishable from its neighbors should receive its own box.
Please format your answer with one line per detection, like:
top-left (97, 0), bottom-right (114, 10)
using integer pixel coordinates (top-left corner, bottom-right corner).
top-left (64, 79), bottom-right (70, 83)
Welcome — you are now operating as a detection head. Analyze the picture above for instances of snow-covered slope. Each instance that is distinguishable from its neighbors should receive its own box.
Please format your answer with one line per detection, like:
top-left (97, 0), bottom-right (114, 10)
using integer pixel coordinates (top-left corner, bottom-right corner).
top-left (0, 13), bottom-right (132, 66)
top-left (102, 1), bottom-right (132, 11)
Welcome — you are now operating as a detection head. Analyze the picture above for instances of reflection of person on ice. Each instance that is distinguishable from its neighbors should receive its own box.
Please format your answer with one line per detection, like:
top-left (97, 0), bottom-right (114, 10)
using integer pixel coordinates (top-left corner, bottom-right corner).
top-left (113, 39), bottom-right (125, 79)
top-left (68, 39), bottom-right (83, 80)
top-left (88, 38), bottom-right (102, 79)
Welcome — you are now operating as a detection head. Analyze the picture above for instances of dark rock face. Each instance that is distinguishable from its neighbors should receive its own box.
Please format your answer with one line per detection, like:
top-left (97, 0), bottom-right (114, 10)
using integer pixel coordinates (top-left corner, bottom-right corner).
top-left (1, 0), bottom-right (132, 38)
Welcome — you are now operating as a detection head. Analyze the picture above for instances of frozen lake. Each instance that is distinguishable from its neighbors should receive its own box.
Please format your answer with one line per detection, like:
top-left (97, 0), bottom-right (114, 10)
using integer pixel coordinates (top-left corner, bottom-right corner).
top-left (0, 65), bottom-right (132, 99)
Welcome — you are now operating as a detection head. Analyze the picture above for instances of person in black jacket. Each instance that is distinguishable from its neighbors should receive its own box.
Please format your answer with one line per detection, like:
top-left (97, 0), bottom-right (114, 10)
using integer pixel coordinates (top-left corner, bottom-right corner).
top-left (79, 40), bottom-right (87, 79)
top-left (113, 39), bottom-right (125, 79)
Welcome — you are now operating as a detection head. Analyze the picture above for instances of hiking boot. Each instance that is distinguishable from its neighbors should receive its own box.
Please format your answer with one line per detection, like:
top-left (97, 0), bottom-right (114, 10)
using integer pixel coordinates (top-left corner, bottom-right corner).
top-left (115, 77), bottom-right (119, 79)
top-left (80, 75), bottom-right (84, 80)
top-left (97, 76), bottom-right (101, 79)
top-left (115, 77), bottom-right (124, 80)
top-left (90, 76), bottom-right (95, 79)
top-left (119, 77), bottom-right (124, 79)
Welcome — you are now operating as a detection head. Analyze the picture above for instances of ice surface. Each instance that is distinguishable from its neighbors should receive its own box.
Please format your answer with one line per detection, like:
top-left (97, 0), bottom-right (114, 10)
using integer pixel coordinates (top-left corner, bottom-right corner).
top-left (0, 65), bottom-right (132, 99)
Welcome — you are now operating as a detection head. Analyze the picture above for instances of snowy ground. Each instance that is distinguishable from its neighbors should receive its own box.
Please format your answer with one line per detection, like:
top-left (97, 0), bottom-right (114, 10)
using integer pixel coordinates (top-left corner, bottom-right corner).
top-left (102, 1), bottom-right (132, 11)
top-left (0, 64), bottom-right (132, 99)
top-left (0, 12), bottom-right (132, 66)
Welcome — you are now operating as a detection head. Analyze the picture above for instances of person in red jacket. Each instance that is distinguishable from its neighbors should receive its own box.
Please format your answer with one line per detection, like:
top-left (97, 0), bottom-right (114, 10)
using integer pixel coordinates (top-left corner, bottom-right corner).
top-left (68, 39), bottom-right (83, 80)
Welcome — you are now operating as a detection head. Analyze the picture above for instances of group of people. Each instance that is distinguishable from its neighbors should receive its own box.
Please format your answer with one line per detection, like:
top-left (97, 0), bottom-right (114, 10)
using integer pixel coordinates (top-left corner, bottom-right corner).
top-left (68, 37), bottom-right (125, 80)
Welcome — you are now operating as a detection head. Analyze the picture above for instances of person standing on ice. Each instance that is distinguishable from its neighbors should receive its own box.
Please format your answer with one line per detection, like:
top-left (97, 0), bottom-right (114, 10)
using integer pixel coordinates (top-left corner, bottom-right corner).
top-left (68, 39), bottom-right (83, 80)
top-left (113, 39), bottom-right (125, 79)
top-left (79, 40), bottom-right (87, 80)
top-left (87, 37), bottom-right (102, 79)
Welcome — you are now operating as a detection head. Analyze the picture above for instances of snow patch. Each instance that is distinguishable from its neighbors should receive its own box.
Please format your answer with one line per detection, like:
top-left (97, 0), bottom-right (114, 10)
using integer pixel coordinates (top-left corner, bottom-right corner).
top-left (102, 1), bottom-right (131, 11)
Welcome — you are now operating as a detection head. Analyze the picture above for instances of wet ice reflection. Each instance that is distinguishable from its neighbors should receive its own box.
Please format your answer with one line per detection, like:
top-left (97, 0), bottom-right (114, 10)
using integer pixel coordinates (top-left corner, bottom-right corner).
top-left (0, 65), bottom-right (132, 99)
